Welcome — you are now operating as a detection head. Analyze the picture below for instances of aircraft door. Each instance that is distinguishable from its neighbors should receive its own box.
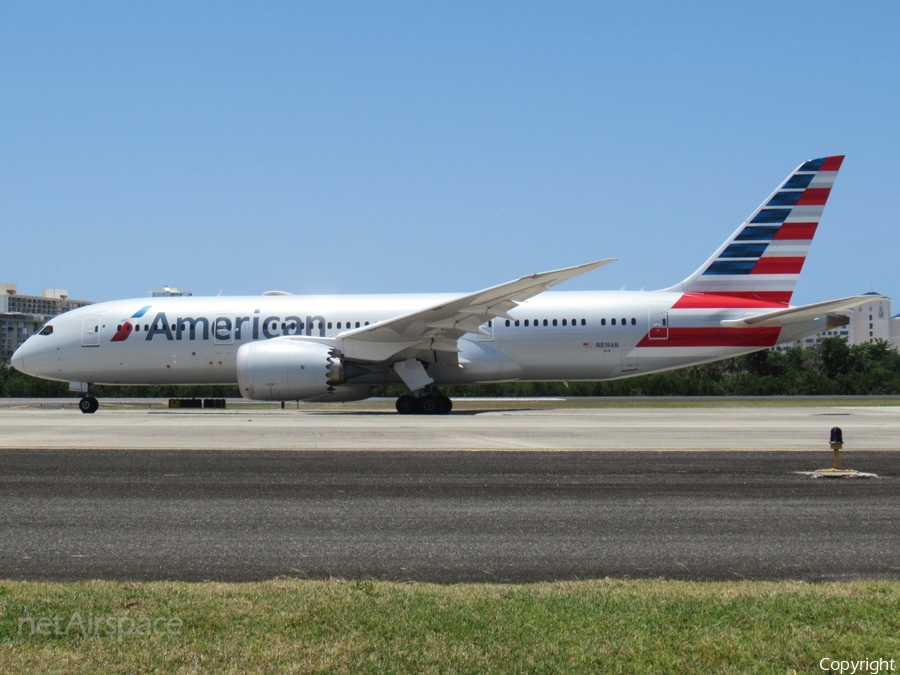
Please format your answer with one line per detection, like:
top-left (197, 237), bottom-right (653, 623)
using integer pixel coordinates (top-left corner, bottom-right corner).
top-left (474, 320), bottom-right (495, 342)
top-left (648, 309), bottom-right (669, 340)
top-left (82, 316), bottom-right (102, 347)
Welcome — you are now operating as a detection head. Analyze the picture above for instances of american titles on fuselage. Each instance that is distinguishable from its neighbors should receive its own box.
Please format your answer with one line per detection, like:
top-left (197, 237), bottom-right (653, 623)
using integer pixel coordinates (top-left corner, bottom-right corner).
top-left (114, 310), bottom-right (333, 342)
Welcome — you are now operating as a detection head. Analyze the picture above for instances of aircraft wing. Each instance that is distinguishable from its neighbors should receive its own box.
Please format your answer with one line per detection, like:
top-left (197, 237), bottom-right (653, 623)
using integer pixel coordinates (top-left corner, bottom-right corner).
top-left (335, 259), bottom-right (615, 363)
top-left (719, 296), bottom-right (877, 328)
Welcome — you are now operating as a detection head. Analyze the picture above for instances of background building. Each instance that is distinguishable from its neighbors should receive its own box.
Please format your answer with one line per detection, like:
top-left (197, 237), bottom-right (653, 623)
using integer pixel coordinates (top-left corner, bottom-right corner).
top-left (0, 285), bottom-right (93, 364)
top-left (776, 292), bottom-right (900, 351)
top-left (149, 286), bottom-right (192, 297)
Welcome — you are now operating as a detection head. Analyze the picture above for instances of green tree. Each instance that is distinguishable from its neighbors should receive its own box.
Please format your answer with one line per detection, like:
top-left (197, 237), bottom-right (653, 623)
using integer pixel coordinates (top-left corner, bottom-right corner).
top-left (819, 337), bottom-right (851, 379)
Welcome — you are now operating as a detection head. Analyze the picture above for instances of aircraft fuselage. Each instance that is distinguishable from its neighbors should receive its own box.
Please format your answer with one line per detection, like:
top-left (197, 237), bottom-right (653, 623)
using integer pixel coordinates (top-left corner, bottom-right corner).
top-left (14, 290), bottom-right (823, 387)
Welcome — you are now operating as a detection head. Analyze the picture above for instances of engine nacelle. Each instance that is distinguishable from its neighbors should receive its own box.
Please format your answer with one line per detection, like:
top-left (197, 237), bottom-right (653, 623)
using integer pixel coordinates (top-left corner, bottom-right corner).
top-left (236, 339), bottom-right (343, 401)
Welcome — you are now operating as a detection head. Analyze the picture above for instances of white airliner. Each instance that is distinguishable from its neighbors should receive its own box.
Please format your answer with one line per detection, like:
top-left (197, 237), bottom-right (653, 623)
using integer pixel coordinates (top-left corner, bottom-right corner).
top-left (12, 155), bottom-right (871, 414)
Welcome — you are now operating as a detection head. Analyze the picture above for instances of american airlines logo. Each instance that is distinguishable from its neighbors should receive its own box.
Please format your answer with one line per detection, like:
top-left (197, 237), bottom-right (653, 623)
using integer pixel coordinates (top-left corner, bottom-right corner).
top-left (111, 308), bottom-right (329, 343)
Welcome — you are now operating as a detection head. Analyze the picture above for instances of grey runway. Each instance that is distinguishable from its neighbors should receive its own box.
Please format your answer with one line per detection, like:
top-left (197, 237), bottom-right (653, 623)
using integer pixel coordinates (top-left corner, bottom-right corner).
top-left (1, 449), bottom-right (898, 583)
top-left (3, 403), bottom-right (900, 450)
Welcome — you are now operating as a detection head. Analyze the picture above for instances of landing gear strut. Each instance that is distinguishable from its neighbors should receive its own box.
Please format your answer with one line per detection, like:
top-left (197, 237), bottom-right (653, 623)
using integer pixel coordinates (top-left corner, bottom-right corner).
top-left (395, 392), bottom-right (452, 415)
top-left (78, 396), bottom-right (99, 414)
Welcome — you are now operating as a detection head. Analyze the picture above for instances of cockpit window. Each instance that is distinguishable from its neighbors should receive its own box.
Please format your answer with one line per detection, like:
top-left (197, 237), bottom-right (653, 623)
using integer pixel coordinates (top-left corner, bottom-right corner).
top-left (38, 325), bottom-right (54, 336)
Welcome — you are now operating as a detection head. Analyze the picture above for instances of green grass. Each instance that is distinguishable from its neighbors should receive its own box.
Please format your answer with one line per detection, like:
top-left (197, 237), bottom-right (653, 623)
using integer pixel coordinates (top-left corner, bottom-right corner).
top-left (1, 579), bottom-right (898, 674)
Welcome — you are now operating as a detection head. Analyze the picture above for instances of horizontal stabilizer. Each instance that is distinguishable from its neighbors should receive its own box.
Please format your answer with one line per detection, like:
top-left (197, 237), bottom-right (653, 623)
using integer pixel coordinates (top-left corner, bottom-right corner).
top-left (720, 296), bottom-right (878, 328)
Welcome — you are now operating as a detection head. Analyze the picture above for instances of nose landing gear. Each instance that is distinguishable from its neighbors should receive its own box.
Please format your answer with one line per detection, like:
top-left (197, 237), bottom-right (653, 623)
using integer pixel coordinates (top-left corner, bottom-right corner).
top-left (78, 396), bottom-right (100, 414)
top-left (395, 392), bottom-right (453, 415)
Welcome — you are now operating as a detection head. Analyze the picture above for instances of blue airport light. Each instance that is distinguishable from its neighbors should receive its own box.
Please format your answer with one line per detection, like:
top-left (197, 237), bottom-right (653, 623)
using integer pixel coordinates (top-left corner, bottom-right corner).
top-left (829, 427), bottom-right (844, 470)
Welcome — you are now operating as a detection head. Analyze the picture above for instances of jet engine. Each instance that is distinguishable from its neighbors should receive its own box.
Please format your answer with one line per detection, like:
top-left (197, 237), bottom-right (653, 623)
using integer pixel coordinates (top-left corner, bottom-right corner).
top-left (236, 339), bottom-right (345, 401)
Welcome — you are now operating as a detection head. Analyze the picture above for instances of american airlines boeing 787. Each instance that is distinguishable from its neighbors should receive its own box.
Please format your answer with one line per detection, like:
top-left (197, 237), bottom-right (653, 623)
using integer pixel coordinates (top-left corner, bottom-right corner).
top-left (12, 155), bottom-right (870, 414)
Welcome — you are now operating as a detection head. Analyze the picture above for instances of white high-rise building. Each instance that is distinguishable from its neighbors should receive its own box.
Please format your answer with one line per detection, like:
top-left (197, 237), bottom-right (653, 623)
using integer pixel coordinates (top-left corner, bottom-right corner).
top-left (0, 285), bottom-right (93, 364)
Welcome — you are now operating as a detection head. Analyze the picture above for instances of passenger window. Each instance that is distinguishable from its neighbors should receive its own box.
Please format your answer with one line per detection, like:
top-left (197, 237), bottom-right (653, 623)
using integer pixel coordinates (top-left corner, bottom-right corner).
top-left (365, 322), bottom-right (369, 326)
top-left (543, 319), bottom-right (548, 326)
top-left (336, 322), bottom-right (341, 329)
top-left (601, 318), bottom-right (606, 325)
top-left (327, 322), bottom-right (332, 329)
top-left (505, 320), bottom-right (510, 327)
top-left (562, 319), bottom-right (567, 326)
top-left (524, 319), bottom-right (529, 326)
top-left (356, 322), bottom-right (360, 328)
top-left (631, 318), bottom-right (636, 325)
top-left (515, 320), bottom-right (520, 326)
top-left (581, 319), bottom-right (586, 326)
top-left (552, 319), bottom-right (557, 326)
top-left (612, 318), bottom-right (616, 326)
top-left (488, 320), bottom-right (492, 327)
top-left (572, 318), bottom-right (576, 326)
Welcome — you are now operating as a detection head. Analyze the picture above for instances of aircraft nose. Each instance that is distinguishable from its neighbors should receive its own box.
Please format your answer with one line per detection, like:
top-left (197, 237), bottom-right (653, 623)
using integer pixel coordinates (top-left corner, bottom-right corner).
top-left (11, 346), bottom-right (27, 374)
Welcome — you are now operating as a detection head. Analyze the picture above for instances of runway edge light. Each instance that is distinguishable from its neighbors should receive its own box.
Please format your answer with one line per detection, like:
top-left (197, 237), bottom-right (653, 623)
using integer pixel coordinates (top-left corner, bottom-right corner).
top-left (795, 426), bottom-right (879, 479)
top-left (830, 427), bottom-right (844, 470)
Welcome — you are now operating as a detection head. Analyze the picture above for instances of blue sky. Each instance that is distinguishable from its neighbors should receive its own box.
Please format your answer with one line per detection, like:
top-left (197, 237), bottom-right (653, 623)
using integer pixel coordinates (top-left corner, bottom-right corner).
top-left (2, 2), bottom-right (897, 306)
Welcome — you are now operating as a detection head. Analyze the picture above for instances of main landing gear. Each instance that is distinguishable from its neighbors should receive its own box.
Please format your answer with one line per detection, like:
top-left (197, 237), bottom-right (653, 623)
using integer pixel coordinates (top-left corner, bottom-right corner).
top-left (395, 392), bottom-right (453, 415)
top-left (78, 396), bottom-right (99, 414)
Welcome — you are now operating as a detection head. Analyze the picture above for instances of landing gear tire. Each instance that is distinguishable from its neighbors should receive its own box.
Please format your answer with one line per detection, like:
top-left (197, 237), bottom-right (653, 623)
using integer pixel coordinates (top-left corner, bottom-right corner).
top-left (395, 393), bottom-right (453, 415)
top-left (418, 395), bottom-right (438, 414)
top-left (434, 395), bottom-right (452, 415)
top-left (396, 395), bottom-right (417, 415)
top-left (79, 396), bottom-right (99, 414)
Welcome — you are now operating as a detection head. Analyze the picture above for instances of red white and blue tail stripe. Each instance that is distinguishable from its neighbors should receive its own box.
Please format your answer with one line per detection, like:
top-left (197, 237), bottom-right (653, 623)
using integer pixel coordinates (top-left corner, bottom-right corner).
top-left (666, 155), bottom-right (844, 306)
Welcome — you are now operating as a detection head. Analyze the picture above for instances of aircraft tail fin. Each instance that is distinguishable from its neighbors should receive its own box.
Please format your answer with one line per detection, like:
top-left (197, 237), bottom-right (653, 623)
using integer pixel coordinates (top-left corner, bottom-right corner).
top-left (664, 156), bottom-right (845, 305)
